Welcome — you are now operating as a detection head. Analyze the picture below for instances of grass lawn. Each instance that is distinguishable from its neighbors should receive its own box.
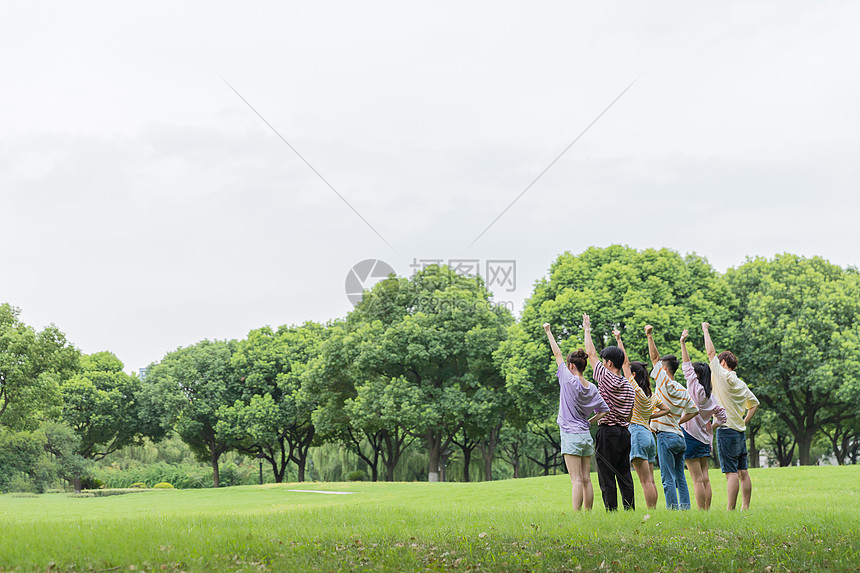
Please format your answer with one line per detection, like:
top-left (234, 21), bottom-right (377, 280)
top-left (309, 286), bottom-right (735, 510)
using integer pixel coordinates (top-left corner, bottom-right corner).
top-left (1, 466), bottom-right (858, 572)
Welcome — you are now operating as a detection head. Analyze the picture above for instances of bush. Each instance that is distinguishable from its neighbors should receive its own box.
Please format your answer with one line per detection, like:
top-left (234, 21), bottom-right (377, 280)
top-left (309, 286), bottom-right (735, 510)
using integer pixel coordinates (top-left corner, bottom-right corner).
top-left (346, 470), bottom-right (366, 482)
top-left (80, 476), bottom-right (104, 490)
top-left (153, 482), bottom-right (174, 489)
top-left (67, 492), bottom-right (95, 498)
top-left (129, 482), bottom-right (148, 489)
top-left (7, 473), bottom-right (37, 494)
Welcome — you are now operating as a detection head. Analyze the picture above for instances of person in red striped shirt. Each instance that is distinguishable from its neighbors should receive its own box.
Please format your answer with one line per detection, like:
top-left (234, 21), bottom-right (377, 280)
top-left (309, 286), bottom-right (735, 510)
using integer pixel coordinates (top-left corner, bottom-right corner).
top-left (645, 325), bottom-right (699, 510)
top-left (582, 313), bottom-right (636, 511)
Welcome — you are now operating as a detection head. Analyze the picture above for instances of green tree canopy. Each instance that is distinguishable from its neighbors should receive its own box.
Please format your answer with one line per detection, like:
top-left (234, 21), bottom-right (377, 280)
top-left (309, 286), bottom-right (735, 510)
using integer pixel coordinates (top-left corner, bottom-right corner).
top-left (0, 303), bottom-right (80, 429)
top-left (140, 339), bottom-right (239, 487)
top-left (722, 254), bottom-right (860, 465)
top-left (497, 245), bottom-right (729, 422)
top-left (218, 322), bottom-right (327, 482)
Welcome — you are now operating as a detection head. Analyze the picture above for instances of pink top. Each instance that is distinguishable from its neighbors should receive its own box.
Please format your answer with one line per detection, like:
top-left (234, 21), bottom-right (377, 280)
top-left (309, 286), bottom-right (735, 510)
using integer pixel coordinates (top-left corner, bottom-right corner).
top-left (681, 362), bottom-right (727, 446)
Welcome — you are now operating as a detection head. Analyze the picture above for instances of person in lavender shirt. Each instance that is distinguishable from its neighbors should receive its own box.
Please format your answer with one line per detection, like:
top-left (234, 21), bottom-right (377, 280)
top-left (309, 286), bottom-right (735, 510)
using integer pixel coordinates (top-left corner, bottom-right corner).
top-left (544, 323), bottom-right (609, 511)
top-left (679, 329), bottom-right (727, 510)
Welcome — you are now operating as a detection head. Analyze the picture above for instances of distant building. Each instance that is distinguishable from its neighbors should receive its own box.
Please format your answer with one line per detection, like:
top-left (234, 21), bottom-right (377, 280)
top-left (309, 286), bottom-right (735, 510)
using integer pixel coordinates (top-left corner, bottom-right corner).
top-left (139, 367), bottom-right (149, 381)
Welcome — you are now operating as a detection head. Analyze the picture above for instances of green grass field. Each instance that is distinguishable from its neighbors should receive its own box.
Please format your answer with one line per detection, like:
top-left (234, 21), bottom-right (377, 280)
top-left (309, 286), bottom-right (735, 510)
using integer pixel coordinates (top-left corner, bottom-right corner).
top-left (1, 466), bottom-right (858, 572)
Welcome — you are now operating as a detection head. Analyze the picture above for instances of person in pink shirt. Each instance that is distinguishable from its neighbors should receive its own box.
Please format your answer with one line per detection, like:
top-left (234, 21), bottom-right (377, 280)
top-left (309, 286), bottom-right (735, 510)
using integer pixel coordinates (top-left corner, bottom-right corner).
top-left (679, 329), bottom-right (727, 510)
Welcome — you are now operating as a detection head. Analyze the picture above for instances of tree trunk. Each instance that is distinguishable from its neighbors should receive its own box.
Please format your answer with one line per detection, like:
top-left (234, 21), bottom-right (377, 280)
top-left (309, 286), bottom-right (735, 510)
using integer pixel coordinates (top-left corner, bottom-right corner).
top-left (798, 432), bottom-right (814, 466)
top-left (774, 432), bottom-right (795, 467)
top-left (478, 422), bottom-right (502, 481)
top-left (74, 476), bottom-right (82, 494)
top-left (211, 451), bottom-right (220, 488)
top-left (462, 447), bottom-right (472, 482)
top-left (748, 430), bottom-right (759, 468)
top-left (370, 455), bottom-right (380, 481)
top-left (513, 457), bottom-right (520, 479)
top-left (427, 432), bottom-right (441, 482)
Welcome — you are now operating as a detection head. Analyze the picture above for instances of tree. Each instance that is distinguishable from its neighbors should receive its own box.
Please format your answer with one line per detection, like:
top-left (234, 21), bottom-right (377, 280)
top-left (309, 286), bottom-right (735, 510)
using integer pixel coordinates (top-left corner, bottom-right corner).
top-left (141, 339), bottom-right (239, 487)
top-left (723, 255), bottom-right (860, 465)
top-left (344, 376), bottom-right (423, 481)
top-left (60, 352), bottom-right (148, 491)
top-left (496, 246), bottom-right (729, 430)
top-left (343, 265), bottom-right (513, 481)
top-left (218, 322), bottom-right (326, 482)
top-left (1, 303), bottom-right (80, 429)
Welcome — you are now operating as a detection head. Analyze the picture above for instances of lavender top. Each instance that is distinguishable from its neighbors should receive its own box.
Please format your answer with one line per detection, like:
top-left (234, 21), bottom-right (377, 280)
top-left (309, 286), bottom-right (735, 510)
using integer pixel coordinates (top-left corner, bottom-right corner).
top-left (681, 361), bottom-right (728, 446)
top-left (557, 364), bottom-right (610, 433)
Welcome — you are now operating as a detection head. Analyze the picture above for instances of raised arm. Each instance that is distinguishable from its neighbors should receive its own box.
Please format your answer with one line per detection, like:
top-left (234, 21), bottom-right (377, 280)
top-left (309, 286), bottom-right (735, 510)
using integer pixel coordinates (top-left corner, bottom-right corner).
top-left (582, 314), bottom-right (600, 369)
top-left (702, 322), bottom-right (716, 361)
top-left (613, 328), bottom-right (633, 380)
top-left (543, 323), bottom-right (565, 368)
top-left (680, 329), bottom-right (691, 363)
top-left (645, 324), bottom-right (660, 367)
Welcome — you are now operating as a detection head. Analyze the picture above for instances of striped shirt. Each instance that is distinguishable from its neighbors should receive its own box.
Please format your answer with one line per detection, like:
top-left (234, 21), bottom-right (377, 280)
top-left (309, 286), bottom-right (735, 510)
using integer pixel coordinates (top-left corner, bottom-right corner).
top-left (592, 362), bottom-right (635, 427)
top-left (628, 377), bottom-right (661, 429)
top-left (649, 363), bottom-right (698, 435)
top-left (681, 362), bottom-right (727, 446)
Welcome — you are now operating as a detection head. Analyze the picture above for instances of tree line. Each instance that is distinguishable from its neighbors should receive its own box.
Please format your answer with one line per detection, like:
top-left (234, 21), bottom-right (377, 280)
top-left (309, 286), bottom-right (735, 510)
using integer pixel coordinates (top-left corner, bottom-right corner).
top-left (2, 246), bottom-right (858, 492)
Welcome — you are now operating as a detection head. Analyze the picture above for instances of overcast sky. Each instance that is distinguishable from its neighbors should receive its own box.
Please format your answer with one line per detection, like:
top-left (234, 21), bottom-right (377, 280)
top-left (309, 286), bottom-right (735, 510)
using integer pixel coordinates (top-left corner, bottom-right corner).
top-left (2, 1), bottom-right (859, 372)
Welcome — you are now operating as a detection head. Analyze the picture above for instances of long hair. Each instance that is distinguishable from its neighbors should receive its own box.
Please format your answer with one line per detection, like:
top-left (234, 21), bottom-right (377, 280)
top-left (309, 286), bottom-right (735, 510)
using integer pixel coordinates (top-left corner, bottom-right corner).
top-left (630, 361), bottom-right (651, 397)
top-left (692, 361), bottom-right (713, 399)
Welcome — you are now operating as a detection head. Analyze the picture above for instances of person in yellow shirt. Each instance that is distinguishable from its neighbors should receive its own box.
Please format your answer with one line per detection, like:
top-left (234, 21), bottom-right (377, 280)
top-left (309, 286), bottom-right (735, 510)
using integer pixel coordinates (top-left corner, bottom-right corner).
top-left (702, 322), bottom-right (760, 510)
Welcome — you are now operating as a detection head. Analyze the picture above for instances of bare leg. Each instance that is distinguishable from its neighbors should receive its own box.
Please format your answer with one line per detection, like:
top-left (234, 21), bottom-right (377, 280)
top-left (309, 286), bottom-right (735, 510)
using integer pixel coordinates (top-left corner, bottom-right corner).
top-left (685, 458), bottom-right (708, 510)
top-left (726, 472), bottom-right (739, 510)
top-left (700, 458), bottom-right (712, 509)
top-left (580, 456), bottom-right (594, 510)
top-left (632, 458), bottom-right (658, 509)
top-left (739, 469), bottom-right (752, 510)
top-left (564, 454), bottom-right (584, 511)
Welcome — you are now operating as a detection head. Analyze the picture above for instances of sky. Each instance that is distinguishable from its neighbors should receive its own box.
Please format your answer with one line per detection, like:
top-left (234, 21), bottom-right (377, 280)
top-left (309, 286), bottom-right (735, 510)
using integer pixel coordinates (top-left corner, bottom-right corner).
top-left (2, 1), bottom-right (859, 372)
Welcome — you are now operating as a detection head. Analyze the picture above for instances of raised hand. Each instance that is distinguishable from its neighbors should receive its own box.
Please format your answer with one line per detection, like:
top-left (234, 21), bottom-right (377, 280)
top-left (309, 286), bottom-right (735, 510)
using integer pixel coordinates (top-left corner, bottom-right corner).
top-left (644, 324), bottom-right (653, 336)
top-left (613, 328), bottom-right (621, 339)
top-left (702, 322), bottom-right (710, 331)
top-left (582, 314), bottom-right (591, 330)
top-left (680, 329), bottom-right (689, 342)
top-left (543, 323), bottom-right (551, 333)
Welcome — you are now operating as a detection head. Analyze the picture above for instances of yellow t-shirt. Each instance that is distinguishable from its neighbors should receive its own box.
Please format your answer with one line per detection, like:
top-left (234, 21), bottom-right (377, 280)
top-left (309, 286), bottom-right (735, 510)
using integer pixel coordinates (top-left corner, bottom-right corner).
top-left (710, 356), bottom-right (759, 432)
top-left (628, 376), bottom-right (660, 428)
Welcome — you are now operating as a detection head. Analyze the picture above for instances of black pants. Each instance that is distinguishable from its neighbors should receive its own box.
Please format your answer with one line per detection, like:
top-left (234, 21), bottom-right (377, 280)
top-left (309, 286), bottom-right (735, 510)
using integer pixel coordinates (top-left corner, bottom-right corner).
top-left (595, 425), bottom-right (635, 511)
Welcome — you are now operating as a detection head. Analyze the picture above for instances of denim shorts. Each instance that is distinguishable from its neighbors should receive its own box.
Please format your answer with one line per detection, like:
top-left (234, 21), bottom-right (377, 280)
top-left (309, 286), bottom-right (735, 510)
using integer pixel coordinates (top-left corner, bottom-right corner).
top-left (716, 428), bottom-right (748, 473)
top-left (682, 428), bottom-right (711, 460)
top-left (629, 423), bottom-right (656, 463)
top-left (560, 431), bottom-right (594, 457)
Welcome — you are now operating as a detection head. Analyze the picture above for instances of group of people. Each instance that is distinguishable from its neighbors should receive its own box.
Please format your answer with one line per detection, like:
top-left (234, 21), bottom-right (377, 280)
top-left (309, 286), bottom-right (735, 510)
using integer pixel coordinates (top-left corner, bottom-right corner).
top-left (543, 316), bottom-right (759, 512)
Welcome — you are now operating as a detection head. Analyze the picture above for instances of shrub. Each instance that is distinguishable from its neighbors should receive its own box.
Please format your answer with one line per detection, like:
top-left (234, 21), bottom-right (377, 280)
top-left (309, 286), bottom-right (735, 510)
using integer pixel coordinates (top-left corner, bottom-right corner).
top-left (153, 482), bottom-right (174, 489)
top-left (80, 476), bottom-right (104, 490)
top-left (129, 482), bottom-right (148, 489)
top-left (67, 492), bottom-right (95, 498)
top-left (346, 470), bottom-right (366, 482)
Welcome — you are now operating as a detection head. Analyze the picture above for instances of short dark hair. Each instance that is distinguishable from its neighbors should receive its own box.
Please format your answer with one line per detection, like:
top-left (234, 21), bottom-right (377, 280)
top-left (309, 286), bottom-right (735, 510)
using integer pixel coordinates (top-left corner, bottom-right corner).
top-left (630, 361), bottom-right (651, 397)
top-left (660, 354), bottom-right (679, 376)
top-left (566, 349), bottom-right (588, 373)
top-left (718, 351), bottom-right (738, 370)
top-left (600, 346), bottom-right (625, 370)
